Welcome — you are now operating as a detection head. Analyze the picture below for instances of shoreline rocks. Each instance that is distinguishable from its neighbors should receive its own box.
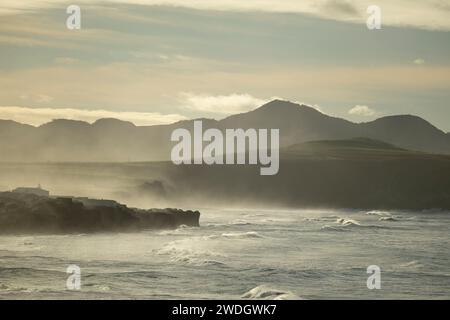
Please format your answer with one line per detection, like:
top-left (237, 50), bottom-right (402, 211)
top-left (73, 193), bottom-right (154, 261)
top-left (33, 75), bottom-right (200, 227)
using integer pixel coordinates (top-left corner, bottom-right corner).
top-left (0, 192), bottom-right (200, 234)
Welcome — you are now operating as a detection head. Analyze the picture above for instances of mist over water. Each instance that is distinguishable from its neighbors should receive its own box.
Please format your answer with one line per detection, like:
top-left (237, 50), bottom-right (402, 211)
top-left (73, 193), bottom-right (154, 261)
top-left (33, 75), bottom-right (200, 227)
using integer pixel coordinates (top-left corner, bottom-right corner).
top-left (1, 208), bottom-right (449, 299)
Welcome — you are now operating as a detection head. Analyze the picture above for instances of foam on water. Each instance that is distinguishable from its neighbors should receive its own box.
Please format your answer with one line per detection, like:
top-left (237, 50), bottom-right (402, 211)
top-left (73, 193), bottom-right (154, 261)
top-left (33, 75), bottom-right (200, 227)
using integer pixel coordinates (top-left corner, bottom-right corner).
top-left (155, 239), bottom-right (227, 266)
top-left (241, 285), bottom-right (302, 300)
top-left (336, 218), bottom-right (361, 226)
top-left (366, 210), bottom-right (389, 216)
top-left (220, 231), bottom-right (263, 239)
top-left (379, 216), bottom-right (399, 222)
top-left (1, 207), bottom-right (449, 299)
top-left (229, 219), bottom-right (253, 226)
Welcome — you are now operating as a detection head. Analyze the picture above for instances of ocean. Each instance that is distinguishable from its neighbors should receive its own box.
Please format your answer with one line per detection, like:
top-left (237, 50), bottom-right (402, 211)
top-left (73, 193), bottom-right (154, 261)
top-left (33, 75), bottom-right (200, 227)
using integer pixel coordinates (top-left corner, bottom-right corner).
top-left (0, 208), bottom-right (449, 299)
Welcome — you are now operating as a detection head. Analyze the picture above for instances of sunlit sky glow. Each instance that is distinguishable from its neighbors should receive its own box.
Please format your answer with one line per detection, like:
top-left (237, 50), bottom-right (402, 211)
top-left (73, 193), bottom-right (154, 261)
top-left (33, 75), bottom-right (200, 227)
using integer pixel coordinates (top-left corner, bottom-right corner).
top-left (0, 0), bottom-right (449, 130)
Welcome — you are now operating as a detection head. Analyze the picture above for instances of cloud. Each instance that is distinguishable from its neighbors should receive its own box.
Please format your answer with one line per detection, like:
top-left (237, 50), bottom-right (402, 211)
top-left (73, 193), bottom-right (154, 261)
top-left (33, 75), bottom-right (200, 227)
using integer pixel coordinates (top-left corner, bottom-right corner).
top-left (178, 93), bottom-right (271, 115)
top-left (2, 63), bottom-right (450, 120)
top-left (348, 105), bottom-right (376, 116)
top-left (54, 57), bottom-right (81, 65)
top-left (129, 51), bottom-right (192, 63)
top-left (1, 0), bottom-right (450, 30)
top-left (320, 0), bottom-right (359, 17)
top-left (414, 58), bottom-right (425, 65)
top-left (0, 106), bottom-right (187, 126)
top-left (20, 94), bottom-right (54, 103)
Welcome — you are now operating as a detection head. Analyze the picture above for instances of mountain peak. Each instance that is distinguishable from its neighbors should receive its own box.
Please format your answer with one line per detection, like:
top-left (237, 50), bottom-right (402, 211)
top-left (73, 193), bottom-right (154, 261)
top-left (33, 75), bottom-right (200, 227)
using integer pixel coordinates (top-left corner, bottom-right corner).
top-left (260, 99), bottom-right (300, 109)
top-left (370, 114), bottom-right (443, 133)
top-left (0, 119), bottom-right (32, 127)
top-left (92, 118), bottom-right (135, 128)
top-left (39, 119), bottom-right (90, 129)
top-left (256, 99), bottom-right (320, 114)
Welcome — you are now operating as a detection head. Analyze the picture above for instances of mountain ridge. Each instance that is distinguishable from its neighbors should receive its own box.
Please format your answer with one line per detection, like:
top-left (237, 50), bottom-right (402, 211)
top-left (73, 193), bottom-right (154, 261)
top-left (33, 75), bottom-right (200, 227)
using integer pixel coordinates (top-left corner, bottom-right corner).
top-left (1, 99), bottom-right (449, 161)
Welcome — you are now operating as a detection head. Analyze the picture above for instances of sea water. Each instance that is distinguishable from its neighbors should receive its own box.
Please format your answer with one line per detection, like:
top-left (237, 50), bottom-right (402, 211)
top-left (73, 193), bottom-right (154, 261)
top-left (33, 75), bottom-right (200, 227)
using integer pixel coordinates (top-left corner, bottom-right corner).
top-left (0, 208), bottom-right (449, 299)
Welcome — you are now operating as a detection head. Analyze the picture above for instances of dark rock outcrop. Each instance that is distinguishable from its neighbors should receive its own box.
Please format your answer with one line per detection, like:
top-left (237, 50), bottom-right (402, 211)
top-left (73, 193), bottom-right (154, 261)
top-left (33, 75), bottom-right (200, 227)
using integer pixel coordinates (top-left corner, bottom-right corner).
top-left (0, 192), bottom-right (200, 234)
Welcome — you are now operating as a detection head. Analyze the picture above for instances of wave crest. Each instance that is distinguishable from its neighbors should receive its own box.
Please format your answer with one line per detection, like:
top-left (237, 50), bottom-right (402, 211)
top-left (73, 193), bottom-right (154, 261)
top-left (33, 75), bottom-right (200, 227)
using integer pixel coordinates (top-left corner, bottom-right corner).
top-left (241, 285), bottom-right (302, 300)
top-left (366, 210), bottom-right (391, 216)
top-left (156, 240), bottom-right (226, 266)
top-left (221, 232), bottom-right (263, 239)
top-left (379, 216), bottom-right (398, 222)
top-left (336, 218), bottom-right (361, 226)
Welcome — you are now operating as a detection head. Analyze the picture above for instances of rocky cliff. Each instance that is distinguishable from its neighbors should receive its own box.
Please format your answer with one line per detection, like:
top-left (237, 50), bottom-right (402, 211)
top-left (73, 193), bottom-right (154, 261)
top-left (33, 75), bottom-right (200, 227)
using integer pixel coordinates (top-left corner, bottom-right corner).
top-left (0, 192), bottom-right (200, 234)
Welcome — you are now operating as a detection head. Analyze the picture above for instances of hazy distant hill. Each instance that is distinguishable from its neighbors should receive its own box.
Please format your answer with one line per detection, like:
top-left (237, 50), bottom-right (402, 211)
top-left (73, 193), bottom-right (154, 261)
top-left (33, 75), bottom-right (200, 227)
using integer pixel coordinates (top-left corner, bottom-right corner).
top-left (220, 100), bottom-right (359, 146)
top-left (1, 100), bottom-right (449, 162)
top-left (219, 100), bottom-right (450, 154)
top-left (358, 115), bottom-right (450, 154)
top-left (145, 138), bottom-right (450, 210)
top-left (281, 137), bottom-right (414, 160)
top-left (2, 137), bottom-right (449, 210)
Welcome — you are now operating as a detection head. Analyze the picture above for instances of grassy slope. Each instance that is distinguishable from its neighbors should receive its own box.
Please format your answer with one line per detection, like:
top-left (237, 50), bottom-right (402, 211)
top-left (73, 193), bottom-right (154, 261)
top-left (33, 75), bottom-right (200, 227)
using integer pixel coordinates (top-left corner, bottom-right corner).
top-left (158, 138), bottom-right (450, 209)
top-left (1, 138), bottom-right (449, 210)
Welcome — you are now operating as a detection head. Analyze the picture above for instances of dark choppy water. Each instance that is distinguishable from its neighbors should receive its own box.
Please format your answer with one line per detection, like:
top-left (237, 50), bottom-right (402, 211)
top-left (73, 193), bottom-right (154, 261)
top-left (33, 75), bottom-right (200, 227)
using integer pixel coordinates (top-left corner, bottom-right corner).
top-left (1, 208), bottom-right (449, 299)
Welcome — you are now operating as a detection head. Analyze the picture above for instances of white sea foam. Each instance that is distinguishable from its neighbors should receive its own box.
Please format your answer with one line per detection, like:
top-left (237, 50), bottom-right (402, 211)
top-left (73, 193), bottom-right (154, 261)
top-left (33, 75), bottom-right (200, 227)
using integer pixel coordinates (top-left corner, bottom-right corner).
top-left (379, 216), bottom-right (398, 222)
top-left (156, 239), bottom-right (226, 266)
top-left (321, 217), bottom-right (381, 231)
top-left (230, 219), bottom-right (253, 226)
top-left (0, 206), bottom-right (447, 300)
top-left (158, 225), bottom-right (194, 236)
top-left (261, 218), bottom-right (295, 223)
top-left (366, 210), bottom-right (391, 216)
top-left (336, 218), bottom-right (361, 226)
top-left (221, 231), bottom-right (263, 239)
top-left (241, 285), bottom-right (302, 300)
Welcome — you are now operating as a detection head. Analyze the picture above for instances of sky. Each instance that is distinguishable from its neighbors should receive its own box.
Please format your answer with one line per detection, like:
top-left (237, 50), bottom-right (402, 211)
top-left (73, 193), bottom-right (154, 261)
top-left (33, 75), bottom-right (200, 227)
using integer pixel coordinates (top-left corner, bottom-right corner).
top-left (0, 0), bottom-right (449, 131)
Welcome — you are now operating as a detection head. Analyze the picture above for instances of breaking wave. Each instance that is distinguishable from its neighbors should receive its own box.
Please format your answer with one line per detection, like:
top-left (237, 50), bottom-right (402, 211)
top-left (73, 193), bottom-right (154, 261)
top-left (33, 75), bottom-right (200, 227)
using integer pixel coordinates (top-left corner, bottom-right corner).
top-left (321, 217), bottom-right (385, 231)
top-left (336, 218), bottom-right (361, 226)
top-left (230, 219), bottom-right (253, 226)
top-left (158, 225), bottom-right (195, 236)
top-left (221, 232), bottom-right (263, 239)
top-left (379, 216), bottom-right (398, 222)
top-left (205, 231), bottom-right (263, 240)
top-left (241, 285), bottom-right (302, 300)
top-left (366, 210), bottom-right (391, 216)
top-left (155, 240), bottom-right (226, 266)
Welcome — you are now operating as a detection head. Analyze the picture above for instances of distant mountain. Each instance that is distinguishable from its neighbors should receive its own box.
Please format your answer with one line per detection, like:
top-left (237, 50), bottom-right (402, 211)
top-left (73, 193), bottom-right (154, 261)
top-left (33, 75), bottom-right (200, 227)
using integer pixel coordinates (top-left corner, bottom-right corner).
top-left (220, 100), bottom-right (358, 146)
top-left (358, 115), bottom-right (450, 154)
top-left (219, 100), bottom-right (450, 153)
top-left (1, 100), bottom-right (449, 162)
top-left (282, 137), bottom-right (410, 160)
